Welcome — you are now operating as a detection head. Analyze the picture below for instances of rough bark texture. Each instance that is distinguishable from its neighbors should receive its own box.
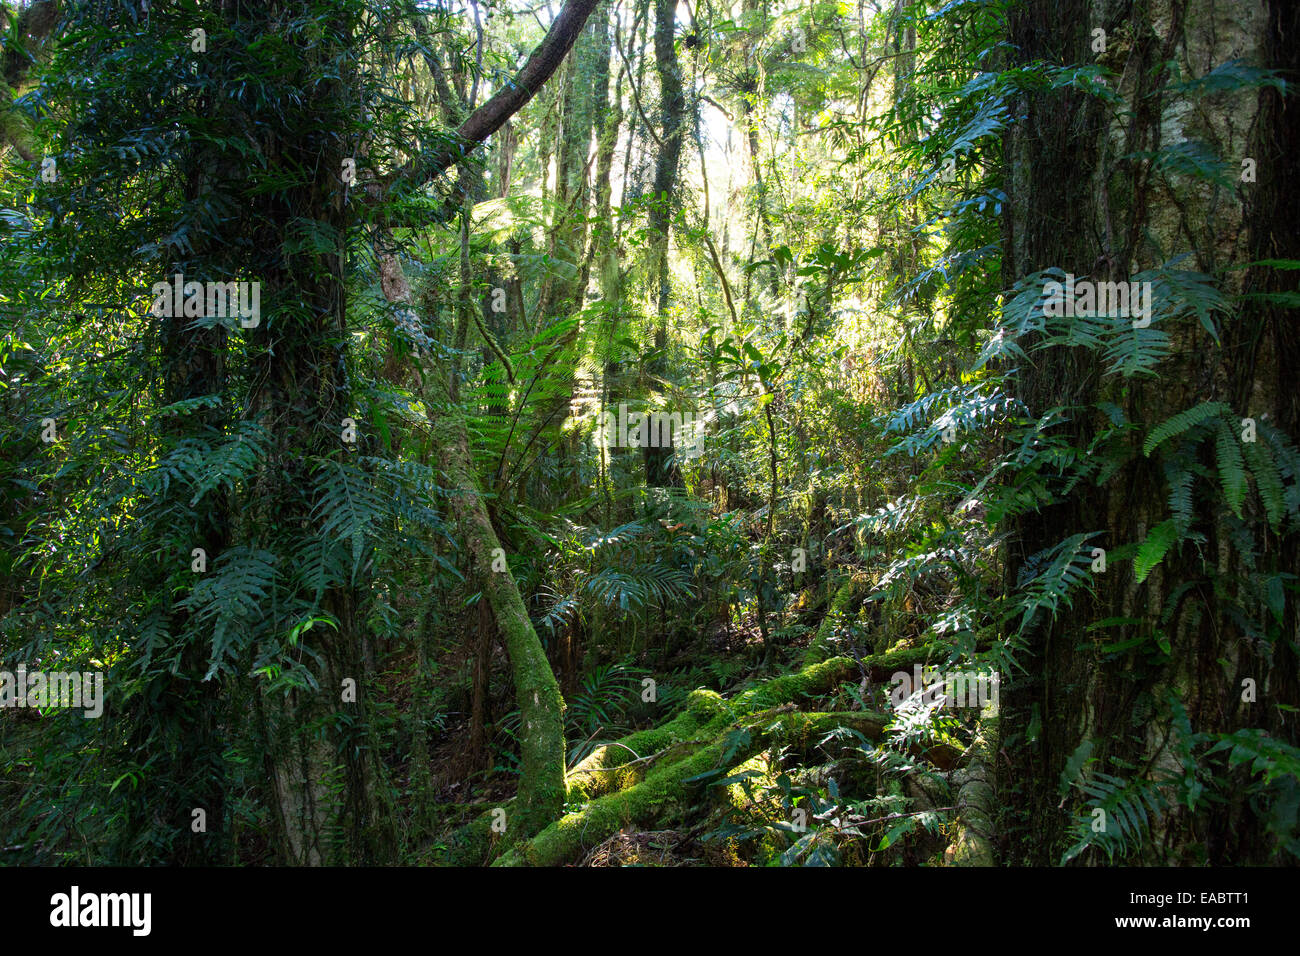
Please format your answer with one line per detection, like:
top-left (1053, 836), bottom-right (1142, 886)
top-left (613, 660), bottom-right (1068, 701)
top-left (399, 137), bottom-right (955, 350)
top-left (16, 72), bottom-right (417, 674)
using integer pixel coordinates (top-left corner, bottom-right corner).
top-left (642, 0), bottom-right (686, 487)
top-left (238, 2), bottom-right (397, 865)
top-left (1002, 0), bottom-right (1297, 864)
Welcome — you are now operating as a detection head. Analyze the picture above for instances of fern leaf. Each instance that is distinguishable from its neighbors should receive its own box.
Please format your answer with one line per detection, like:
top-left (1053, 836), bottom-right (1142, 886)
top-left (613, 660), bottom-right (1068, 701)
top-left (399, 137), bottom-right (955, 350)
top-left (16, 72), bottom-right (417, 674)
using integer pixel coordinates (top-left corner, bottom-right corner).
top-left (1242, 437), bottom-right (1285, 531)
top-left (1214, 419), bottom-right (1247, 518)
top-left (1135, 519), bottom-right (1180, 583)
top-left (1143, 401), bottom-right (1229, 456)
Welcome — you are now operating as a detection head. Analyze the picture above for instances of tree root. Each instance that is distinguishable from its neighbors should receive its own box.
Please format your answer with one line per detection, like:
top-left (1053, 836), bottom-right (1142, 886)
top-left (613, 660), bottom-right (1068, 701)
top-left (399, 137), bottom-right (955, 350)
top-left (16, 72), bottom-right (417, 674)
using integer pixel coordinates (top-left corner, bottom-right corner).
top-left (447, 649), bottom-right (972, 865)
top-left (494, 655), bottom-right (964, 866)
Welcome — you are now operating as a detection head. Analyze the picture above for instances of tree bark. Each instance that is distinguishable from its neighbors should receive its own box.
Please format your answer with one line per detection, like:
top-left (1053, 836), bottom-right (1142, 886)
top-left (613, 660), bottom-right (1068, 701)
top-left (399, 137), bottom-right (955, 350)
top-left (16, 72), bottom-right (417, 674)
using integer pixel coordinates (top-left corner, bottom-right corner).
top-left (643, 0), bottom-right (686, 487)
top-left (1002, 0), bottom-right (1298, 864)
top-left (386, 0), bottom-right (603, 193)
top-left (377, 253), bottom-right (568, 841)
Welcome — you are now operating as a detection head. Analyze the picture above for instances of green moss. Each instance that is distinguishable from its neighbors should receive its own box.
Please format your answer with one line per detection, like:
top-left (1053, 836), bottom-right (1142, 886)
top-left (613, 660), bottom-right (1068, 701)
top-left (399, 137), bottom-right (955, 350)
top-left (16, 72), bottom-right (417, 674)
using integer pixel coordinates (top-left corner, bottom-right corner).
top-left (564, 661), bottom-right (854, 804)
top-left (490, 655), bottom-right (951, 865)
top-left (497, 721), bottom-right (772, 866)
top-left (500, 707), bottom-right (901, 867)
top-left (805, 574), bottom-right (868, 664)
top-left (566, 707), bottom-right (705, 800)
top-left (685, 687), bottom-right (728, 717)
top-left (733, 655), bottom-right (857, 710)
top-left (945, 716), bottom-right (998, 865)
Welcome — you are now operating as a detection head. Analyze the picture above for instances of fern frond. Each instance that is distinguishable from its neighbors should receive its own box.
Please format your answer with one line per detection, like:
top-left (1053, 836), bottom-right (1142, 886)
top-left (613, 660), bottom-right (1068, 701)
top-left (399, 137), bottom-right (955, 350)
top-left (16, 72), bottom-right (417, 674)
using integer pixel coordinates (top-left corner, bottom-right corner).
top-left (175, 546), bottom-right (279, 679)
top-left (1214, 419), bottom-right (1248, 518)
top-left (1134, 519), bottom-right (1180, 583)
top-left (1143, 401), bottom-right (1230, 456)
top-left (1242, 435), bottom-right (1286, 531)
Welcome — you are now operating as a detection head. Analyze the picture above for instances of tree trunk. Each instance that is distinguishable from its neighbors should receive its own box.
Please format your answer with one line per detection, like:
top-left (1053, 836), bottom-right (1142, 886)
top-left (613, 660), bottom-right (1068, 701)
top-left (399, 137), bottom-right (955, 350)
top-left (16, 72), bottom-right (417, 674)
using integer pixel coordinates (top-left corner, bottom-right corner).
top-left (377, 254), bottom-right (568, 841)
top-left (1001, 0), bottom-right (1299, 864)
top-left (642, 0), bottom-right (686, 488)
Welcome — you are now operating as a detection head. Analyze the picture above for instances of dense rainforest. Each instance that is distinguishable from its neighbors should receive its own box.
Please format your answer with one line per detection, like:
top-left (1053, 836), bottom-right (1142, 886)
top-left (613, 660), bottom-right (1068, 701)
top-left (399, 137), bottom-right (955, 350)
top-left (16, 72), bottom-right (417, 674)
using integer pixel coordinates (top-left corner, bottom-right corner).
top-left (0, 0), bottom-right (1297, 871)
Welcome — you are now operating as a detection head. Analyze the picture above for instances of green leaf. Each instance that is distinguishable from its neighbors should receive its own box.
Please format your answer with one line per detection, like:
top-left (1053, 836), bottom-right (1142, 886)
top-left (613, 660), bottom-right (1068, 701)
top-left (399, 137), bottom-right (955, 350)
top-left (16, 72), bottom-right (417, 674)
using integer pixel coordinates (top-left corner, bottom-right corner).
top-left (1060, 739), bottom-right (1094, 798)
top-left (1134, 520), bottom-right (1180, 583)
top-left (1143, 401), bottom-right (1229, 456)
top-left (1214, 419), bottom-right (1247, 518)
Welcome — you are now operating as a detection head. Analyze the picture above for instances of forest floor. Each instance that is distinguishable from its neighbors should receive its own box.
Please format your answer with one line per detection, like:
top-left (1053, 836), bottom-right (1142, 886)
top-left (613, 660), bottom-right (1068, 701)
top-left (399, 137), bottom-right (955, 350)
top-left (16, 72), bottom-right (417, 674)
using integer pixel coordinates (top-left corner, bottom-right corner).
top-left (409, 582), bottom-right (983, 867)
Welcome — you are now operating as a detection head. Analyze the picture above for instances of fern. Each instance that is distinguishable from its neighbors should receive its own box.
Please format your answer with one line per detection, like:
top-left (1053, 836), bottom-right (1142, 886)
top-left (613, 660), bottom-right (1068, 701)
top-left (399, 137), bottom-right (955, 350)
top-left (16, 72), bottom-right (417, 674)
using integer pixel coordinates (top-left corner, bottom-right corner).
top-left (1214, 419), bottom-right (1248, 518)
top-left (1134, 520), bottom-right (1180, 583)
top-left (1209, 729), bottom-right (1300, 787)
top-left (311, 459), bottom-right (385, 584)
top-left (1143, 401), bottom-right (1230, 456)
top-left (583, 563), bottom-right (693, 610)
top-left (1012, 533), bottom-right (1099, 634)
top-left (1163, 453), bottom-right (1200, 533)
top-left (175, 546), bottom-right (279, 680)
top-left (1061, 769), bottom-right (1169, 863)
top-left (187, 421), bottom-right (270, 507)
top-left (1242, 437), bottom-right (1286, 531)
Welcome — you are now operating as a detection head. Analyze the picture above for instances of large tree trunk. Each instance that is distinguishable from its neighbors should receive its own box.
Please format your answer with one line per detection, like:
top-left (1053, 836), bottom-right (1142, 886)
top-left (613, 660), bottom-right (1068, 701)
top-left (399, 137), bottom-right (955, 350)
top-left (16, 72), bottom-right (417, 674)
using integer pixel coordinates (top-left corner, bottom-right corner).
top-left (642, 0), bottom-right (686, 487)
top-left (237, 1), bottom-right (397, 865)
top-left (1001, 0), bottom-right (1299, 864)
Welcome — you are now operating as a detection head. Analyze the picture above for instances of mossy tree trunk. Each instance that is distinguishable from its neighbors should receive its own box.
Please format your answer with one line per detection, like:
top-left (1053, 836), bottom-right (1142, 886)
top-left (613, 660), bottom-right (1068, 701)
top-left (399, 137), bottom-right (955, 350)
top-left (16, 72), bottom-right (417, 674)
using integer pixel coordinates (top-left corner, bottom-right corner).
top-left (377, 254), bottom-right (568, 842)
top-left (642, 0), bottom-right (686, 488)
top-left (426, 362), bottom-right (569, 837)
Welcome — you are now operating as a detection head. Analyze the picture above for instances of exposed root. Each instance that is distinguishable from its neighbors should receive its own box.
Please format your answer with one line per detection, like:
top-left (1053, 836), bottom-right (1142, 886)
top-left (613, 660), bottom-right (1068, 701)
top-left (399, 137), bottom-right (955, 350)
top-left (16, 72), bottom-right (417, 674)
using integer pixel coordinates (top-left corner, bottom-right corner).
top-left (449, 650), bottom-right (973, 866)
top-left (944, 716), bottom-right (999, 865)
top-left (579, 828), bottom-right (687, 866)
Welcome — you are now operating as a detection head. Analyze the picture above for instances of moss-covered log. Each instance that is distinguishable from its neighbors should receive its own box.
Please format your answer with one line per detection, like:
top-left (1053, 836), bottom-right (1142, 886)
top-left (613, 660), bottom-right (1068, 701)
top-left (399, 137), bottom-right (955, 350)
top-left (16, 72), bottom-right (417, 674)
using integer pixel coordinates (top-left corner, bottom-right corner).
top-left (566, 689), bottom-right (725, 799)
top-left (495, 708), bottom-right (865, 866)
top-left (453, 647), bottom-right (980, 865)
top-left (944, 716), bottom-right (998, 865)
top-left (568, 648), bottom-right (966, 799)
top-left (495, 648), bottom-right (970, 866)
top-left (495, 707), bottom-right (964, 867)
top-left (566, 655), bottom-right (866, 798)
